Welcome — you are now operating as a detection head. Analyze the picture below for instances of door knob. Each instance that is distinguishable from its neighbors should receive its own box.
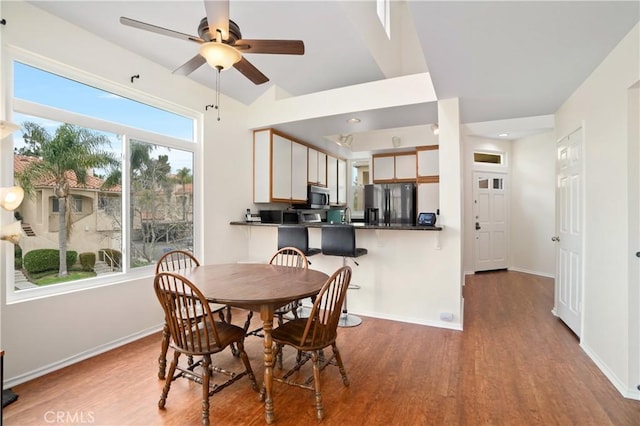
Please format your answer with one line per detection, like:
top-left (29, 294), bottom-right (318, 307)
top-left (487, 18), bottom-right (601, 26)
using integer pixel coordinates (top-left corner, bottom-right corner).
top-left (475, 222), bottom-right (481, 230)
top-left (551, 236), bottom-right (560, 242)
top-left (636, 251), bottom-right (640, 258)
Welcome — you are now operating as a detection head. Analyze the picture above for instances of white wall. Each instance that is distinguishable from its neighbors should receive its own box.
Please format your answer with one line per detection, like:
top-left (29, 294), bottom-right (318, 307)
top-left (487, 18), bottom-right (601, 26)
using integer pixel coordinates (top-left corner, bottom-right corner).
top-left (0, 1), bottom-right (253, 384)
top-left (555, 23), bottom-right (639, 398)
top-left (510, 131), bottom-right (556, 277)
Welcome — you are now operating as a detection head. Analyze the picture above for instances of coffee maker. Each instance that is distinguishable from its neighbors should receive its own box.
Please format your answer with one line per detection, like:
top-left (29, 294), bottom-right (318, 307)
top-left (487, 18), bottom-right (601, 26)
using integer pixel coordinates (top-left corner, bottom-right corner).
top-left (365, 207), bottom-right (379, 225)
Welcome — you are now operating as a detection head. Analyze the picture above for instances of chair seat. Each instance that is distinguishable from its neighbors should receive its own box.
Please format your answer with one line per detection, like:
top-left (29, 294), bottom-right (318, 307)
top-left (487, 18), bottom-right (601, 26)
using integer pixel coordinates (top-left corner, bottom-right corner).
top-left (272, 318), bottom-right (337, 351)
top-left (177, 321), bottom-right (247, 354)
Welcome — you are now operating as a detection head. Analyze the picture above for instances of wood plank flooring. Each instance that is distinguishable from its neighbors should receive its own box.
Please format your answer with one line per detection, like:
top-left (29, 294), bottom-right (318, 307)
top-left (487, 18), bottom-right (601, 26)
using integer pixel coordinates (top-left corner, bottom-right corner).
top-left (4, 271), bottom-right (640, 425)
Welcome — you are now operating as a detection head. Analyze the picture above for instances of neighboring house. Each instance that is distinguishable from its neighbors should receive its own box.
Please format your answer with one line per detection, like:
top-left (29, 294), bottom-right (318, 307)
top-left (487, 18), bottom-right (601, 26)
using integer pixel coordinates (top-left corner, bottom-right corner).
top-left (13, 154), bottom-right (122, 257)
top-left (14, 154), bottom-right (194, 260)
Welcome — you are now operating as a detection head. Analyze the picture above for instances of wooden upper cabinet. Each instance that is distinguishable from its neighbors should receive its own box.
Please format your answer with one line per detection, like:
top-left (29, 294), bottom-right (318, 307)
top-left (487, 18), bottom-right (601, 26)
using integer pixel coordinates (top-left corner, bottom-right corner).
top-left (417, 145), bottom-right (439, 183)
top-left (373, 152), bottom-right (416, 183)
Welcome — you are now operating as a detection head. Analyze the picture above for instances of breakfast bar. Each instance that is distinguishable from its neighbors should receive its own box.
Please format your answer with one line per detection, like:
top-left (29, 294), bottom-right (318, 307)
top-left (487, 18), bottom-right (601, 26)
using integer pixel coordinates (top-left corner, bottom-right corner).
top-left (229, 221), bottom-right (462, 331)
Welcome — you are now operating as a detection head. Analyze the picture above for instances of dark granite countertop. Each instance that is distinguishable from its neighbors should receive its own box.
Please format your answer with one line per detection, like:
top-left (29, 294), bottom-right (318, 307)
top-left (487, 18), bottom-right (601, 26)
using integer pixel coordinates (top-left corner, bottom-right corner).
top-left (229, 221), bottom-right (442, 231)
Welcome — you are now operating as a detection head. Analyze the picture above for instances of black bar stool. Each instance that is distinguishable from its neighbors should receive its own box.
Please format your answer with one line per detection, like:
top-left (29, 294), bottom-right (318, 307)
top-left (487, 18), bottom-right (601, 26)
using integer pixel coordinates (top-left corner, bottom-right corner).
top-left (277, 225), bottom-right (321, 262)
top-left (278, 225), bottom-right (321, 318)
top-left (321, 224), bottom-right (367, 327)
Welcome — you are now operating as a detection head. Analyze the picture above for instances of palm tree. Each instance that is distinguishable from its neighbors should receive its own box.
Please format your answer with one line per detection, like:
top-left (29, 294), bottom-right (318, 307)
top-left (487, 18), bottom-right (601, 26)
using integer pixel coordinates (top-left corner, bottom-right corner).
top-left (174, 167), bottom-right (192, 220)
top-left (16, 122), bottom-right (118, 277)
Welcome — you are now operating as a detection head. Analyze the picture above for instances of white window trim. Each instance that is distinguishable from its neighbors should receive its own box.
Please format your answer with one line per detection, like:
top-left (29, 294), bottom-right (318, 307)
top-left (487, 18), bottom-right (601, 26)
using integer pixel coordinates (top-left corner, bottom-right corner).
top-left (4, 51), bottom-right (202, 304)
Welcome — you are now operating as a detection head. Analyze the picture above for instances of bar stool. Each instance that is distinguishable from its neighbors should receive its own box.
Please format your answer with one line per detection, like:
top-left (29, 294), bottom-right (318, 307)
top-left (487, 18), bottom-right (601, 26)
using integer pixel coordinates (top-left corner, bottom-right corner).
top-left (277, 225), bottom-right (321, 318)
top-left (321, 224), bottom-right (367, 327)
top-left (277, 225), bottom-right (321, 262)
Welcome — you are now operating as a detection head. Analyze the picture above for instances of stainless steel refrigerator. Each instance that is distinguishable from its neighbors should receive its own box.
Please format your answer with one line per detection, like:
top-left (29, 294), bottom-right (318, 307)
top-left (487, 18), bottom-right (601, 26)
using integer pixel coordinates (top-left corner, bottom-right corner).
top-left (364, 183), bottom-right (417, 226)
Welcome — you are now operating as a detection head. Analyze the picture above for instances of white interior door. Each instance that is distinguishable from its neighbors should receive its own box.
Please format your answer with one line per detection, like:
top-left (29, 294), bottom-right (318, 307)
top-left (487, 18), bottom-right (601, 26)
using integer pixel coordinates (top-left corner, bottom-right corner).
top-left (554, 128), bottom-right (584, 337)
top-left (473, 172), bottom-right (508, 272)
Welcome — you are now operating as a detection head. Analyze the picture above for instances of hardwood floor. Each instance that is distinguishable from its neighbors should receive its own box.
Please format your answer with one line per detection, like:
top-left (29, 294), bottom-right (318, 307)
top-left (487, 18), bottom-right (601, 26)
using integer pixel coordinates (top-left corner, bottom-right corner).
top-left (4, 271), bottom-right (640, 425)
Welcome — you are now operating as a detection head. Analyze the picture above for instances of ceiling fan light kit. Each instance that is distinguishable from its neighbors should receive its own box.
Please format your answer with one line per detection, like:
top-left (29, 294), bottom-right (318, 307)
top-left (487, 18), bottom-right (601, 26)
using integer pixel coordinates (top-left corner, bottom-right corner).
top-left (199, 41), bottom-right (241, 70)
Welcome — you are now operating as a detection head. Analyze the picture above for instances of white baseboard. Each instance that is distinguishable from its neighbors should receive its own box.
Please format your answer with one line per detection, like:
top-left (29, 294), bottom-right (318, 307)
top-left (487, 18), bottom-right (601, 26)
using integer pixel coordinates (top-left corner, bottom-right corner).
top-left (508, 267), bottom-right (555, 278)
top-left (4, 324), bottom-right (164, 388)
top-left (581, 341), bottom-right (640, 400)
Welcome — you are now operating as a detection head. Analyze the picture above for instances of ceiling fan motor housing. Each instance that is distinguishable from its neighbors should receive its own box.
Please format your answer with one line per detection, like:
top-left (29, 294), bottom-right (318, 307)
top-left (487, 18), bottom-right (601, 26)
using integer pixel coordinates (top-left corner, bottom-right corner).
top-left (198, 17), bottom-right (241, 43)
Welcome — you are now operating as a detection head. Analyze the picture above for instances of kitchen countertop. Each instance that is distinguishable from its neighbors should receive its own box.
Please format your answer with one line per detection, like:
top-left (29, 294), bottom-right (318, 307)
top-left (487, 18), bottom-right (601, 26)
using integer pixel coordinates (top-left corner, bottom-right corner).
top-left (229, 221), bottom-right (442, 231)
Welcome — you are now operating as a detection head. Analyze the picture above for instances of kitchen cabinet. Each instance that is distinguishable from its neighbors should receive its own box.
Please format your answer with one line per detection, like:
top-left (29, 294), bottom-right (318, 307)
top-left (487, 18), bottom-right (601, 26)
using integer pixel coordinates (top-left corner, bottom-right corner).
top-left (327, 155), bottom-right (338, 204)
top-left (372, 152), bottom-right (416, 182)
top-left (417, 145), bottom-right (439, 178)
top-left (417, 182), bottom-right (439, 215)
top-left (254, 129), bottom-right (308, 203)
top-left (308, 148), bottom-right (327, 186)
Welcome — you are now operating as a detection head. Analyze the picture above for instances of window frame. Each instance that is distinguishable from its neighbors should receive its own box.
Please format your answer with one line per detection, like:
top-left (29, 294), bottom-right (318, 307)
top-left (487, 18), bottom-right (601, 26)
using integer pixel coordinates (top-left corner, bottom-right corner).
top-left (3, 50), bottom-right (202, 304)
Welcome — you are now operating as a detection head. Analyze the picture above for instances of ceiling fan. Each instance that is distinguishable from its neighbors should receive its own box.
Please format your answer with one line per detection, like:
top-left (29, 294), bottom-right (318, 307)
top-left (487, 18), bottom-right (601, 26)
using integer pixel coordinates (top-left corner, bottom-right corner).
top-left (120, 0), bottom-right (304, 85)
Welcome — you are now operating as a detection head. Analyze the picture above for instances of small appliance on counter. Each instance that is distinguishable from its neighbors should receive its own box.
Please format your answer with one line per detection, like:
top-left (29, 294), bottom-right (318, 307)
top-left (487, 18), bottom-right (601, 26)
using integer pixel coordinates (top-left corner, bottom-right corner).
top-left (417, 212), bottom-right (437, 226)
top-left (259, 210), bottom-right (299, 224)
top-left (364, 207), bottom-right (379, 225)
top-left (326, 209), bottom-right (343, 224)
top-left (245, 209), bottom-right (261, 222)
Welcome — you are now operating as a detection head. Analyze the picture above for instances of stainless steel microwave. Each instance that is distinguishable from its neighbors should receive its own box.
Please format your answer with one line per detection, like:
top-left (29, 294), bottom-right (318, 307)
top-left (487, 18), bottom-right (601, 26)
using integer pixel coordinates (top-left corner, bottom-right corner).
top-left (306, 185), bottom-right (330, 209)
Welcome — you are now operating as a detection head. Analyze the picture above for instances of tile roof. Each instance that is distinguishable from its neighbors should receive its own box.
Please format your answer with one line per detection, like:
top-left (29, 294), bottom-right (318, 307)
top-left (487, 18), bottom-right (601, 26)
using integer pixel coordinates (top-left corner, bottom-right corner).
top-left (14, 154), bottom-right (121, 193)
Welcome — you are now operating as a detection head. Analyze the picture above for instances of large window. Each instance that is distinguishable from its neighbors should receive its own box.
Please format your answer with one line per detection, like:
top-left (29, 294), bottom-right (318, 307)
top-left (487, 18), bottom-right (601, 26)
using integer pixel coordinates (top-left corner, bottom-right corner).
top-left (8, 60), bottom-right (197, 298)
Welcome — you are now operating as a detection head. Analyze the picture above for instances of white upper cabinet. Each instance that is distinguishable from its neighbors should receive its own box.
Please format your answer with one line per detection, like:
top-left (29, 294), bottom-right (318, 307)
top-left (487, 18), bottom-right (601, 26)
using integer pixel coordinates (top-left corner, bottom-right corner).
top-left (308, 148), bottom-right (327, 186)
top-left (291, 141), bottom-right (308, 201)
top-left (253, 129), bottom-right (308, 203)
top-left (253, 130), bottom-right (271, 203)
top-left (373, 155), bottom-right (395, 181)
top-left (417, 146), bottom-right (439, 177)
top-left (327, 155), bottom-right (338, 205)
top-left (317, 152), bottom-right (327, 186)
top-left (272, 134), bottom-right (292, 200)
top-left (373, 153), bottom-right (416, 182)
top-left (395, 153), bottom-right (417, 179)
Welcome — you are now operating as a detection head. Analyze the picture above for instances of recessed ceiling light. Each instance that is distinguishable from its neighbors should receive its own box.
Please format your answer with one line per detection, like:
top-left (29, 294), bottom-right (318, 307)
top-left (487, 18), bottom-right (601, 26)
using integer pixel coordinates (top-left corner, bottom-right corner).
top-left (498, 133), bottom-right (509, 137)
top-left (347, 118), bottom-right (361, 124)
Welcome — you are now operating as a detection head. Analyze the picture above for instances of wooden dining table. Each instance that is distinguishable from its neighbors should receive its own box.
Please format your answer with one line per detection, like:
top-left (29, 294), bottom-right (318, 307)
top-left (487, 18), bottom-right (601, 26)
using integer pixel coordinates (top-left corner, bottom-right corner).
top-left (178, 262), bottom-right (329, 424)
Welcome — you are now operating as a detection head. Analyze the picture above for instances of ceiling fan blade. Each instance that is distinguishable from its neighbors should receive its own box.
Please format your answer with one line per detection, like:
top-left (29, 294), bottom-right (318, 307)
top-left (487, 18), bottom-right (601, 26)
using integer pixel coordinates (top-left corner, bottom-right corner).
top-left (173, 54), bottom-right (207, 76)
top-left (204, 0), bottom-right (229, 40)
top-left (120, 17), bottom-right (203, 43)
top-left (234, 39), bottom-right (305, 55)
top-left (233, 57), bottom-right (269, 85)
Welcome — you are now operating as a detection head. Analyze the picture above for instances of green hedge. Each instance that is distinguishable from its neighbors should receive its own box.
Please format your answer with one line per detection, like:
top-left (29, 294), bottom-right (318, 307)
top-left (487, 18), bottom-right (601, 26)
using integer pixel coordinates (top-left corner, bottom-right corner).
top-left (79, 252), bottom-right (96, 272)
top-left (14, 245), bottom-right (22, 270)
top-left (23, 249), bottom-right (78, 274)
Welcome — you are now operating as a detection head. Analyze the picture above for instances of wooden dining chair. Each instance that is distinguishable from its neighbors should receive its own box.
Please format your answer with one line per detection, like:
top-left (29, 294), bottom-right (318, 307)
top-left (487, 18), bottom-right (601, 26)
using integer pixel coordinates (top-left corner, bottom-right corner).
top-left (271, 265), bottom-right (352, 421)
top-left (155, 250), bottom-right (230, 379)
top-left (244, 247), bottom-right (309, 367)
top-left (154, 272), bottom-right (259, 426)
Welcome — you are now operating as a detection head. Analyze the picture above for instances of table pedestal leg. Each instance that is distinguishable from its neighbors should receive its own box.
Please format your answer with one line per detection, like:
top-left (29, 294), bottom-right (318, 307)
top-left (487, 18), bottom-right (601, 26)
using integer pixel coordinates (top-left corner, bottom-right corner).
top-left (261, 308), bottom-right (275, 424)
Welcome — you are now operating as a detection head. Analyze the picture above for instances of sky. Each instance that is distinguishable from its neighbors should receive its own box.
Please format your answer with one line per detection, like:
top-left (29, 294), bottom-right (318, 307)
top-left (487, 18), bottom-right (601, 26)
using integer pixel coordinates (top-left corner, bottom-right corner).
top-left (12, 61), bottom-right (194, 173)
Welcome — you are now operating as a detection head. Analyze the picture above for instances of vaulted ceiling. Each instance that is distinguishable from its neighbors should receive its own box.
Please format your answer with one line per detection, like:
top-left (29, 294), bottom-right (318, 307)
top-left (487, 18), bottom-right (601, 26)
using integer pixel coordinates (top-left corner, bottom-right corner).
top-left (28, 1), bottom-right (639, 150)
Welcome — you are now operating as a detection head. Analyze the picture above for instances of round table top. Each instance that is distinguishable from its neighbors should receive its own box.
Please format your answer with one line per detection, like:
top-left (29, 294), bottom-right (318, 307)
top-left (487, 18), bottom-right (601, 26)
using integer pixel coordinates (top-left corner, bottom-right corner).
top-left (178, 263), bottom-right (329, 306)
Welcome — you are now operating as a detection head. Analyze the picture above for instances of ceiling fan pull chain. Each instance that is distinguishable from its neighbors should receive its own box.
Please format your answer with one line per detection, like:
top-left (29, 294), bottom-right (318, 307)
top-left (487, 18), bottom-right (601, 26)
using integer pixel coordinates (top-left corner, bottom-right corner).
top-left (215, 67), bottom-right (221, 121)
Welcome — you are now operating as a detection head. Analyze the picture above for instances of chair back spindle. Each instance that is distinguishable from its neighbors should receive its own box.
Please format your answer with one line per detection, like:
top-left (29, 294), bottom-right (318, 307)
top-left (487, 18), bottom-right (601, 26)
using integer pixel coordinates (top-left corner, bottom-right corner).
top-left (154, 272), bottom-right (222, 355)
